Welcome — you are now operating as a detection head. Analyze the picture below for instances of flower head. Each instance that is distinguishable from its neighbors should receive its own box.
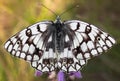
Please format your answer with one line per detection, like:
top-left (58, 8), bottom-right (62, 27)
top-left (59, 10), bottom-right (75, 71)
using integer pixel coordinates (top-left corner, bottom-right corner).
top-left (69, 71), bottom-right (82, 80)
top-left (57, 71), bottom-right (65, 81)
top-left (35, 70), bottom-right (82, 81)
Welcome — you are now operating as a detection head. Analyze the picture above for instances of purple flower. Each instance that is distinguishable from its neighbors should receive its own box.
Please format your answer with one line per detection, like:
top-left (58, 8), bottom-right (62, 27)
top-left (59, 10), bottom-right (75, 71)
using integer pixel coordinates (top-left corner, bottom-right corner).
top-left (35, 70), bottom-right (82, 81)
top-left (35, 70), bottom-right (43, 76)
top-left (73, 71), bottom-right (82, 78)
top-left (69, 71), bottom-right (82, 79)
top-left (57, 71), bottom-right (65, 81)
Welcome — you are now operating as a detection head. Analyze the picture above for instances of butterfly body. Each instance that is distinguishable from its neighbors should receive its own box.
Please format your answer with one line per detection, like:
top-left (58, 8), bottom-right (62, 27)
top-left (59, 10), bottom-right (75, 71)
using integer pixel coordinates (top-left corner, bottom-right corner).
top-left (54, 17), bottom-right (65, 53)
top-left (4, 16), bottom-right (116, 73)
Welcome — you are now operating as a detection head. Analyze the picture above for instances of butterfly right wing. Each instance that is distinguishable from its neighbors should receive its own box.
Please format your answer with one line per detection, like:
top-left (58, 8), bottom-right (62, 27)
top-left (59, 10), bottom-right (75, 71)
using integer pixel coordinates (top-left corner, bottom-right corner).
top-left (57, 20), bottom-right (116, 72)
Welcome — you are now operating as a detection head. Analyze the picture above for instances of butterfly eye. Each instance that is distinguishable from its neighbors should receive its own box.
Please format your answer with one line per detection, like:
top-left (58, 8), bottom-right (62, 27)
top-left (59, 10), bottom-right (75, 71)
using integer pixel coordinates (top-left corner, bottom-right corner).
top-left (26, 29), bottom-right (32, 37)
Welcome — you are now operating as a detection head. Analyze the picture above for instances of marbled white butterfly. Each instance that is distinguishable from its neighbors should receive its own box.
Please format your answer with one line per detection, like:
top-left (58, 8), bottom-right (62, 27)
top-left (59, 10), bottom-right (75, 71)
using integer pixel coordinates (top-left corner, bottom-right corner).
top-left (4, 16), bottom-right (115, 73)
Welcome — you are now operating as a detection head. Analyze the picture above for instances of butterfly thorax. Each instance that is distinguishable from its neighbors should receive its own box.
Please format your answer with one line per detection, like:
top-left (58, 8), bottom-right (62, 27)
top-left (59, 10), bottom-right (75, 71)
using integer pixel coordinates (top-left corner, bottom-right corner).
top-left (54, 18), bottom-right (65, 53)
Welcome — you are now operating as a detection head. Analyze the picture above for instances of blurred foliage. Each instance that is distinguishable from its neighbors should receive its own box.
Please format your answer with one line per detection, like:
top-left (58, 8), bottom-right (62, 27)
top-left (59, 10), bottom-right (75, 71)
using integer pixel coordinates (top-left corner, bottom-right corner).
top-left (0, 0), bottom-right (120, 81)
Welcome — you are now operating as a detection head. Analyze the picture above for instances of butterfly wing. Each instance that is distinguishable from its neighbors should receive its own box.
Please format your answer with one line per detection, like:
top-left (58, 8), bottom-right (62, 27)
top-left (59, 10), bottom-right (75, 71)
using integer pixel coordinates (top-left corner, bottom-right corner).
top-left (58, 20), bottom-right (116, 72)
top-left (4, 21), bottom-right (57, 72)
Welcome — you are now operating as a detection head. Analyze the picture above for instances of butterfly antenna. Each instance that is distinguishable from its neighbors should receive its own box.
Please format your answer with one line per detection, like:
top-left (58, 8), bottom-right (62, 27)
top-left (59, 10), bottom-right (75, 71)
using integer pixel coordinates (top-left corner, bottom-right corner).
top-left (59, 5), bottom-right (79, 17)
top-left (40, 4), bottom-right (58, 17)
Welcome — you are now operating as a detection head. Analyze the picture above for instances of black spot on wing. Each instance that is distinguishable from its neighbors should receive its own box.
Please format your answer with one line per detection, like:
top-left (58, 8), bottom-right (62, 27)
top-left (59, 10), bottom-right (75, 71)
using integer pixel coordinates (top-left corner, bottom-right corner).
top-left (76, 22), bottom-right (80, 31)
top-left (32, 47), bottom-right (43, 59)
top-left (26, 29), bottom-right (32, 37)
top-left (37, 25), bottom-right (40, 32)
top-left (67, 58), bottom-right (74, 64)
top-left (85, 25), bottom-right (92, 34)
top-left (43, 59), bottom-right (50, 65)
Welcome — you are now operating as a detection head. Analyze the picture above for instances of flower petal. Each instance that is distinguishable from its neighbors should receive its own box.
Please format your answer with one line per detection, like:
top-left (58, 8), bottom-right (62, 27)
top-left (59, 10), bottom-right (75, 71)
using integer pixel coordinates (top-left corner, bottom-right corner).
top-left (69, 71), bottom-right (74, 76)
top-left (69, 71), bottom-right (82, 79)
top-left (74, 71), bottom-right (82, 78)
top-left (57, 71), bottom-right (65, 81)
top-left (35, 70), bottom-right (42, 76)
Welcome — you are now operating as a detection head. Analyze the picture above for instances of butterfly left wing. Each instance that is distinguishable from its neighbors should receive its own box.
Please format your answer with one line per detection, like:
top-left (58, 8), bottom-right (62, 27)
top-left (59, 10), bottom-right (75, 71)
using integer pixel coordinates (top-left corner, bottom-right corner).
top-left (57, 20), bottom-right (116, 72)
top-left (4, 21), bottom-right (57, 72)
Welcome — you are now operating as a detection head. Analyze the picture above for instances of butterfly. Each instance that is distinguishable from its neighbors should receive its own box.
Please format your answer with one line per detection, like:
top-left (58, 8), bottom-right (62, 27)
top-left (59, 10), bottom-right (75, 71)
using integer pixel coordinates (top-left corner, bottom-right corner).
top-left (4, 16), bottom-right (116, 73)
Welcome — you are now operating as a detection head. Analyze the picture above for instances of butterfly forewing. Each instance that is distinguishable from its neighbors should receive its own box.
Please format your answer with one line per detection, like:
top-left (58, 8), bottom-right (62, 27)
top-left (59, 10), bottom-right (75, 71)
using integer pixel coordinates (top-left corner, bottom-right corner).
top-left (4, 21), bottom-right (57, 69)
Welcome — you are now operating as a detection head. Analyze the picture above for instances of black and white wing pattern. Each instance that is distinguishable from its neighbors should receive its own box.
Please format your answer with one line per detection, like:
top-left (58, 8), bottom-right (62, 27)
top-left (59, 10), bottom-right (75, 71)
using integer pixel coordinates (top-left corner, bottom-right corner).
top-left (4, 19), bottom-right (116, 73)
top-left (4, 21), bottom-right (57, 72)
top-left (57, 20), bottom-right (116, 72)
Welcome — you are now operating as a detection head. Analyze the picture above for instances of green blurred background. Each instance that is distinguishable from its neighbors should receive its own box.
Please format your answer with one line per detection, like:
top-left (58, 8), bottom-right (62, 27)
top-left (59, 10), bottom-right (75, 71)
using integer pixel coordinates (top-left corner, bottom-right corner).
top-left (0, 0), bottom-right (120, 81)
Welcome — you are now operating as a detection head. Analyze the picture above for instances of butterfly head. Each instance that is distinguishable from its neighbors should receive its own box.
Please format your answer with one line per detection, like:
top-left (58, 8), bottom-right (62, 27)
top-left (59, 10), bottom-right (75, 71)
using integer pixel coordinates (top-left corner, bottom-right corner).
top-left (54, 16), bottom-right (62, 24)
